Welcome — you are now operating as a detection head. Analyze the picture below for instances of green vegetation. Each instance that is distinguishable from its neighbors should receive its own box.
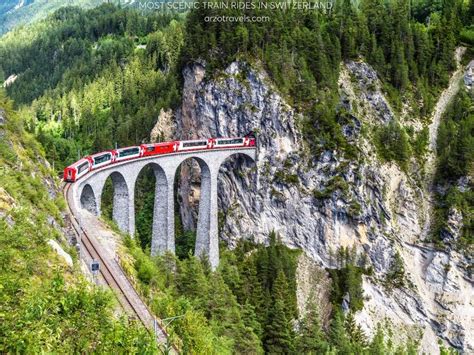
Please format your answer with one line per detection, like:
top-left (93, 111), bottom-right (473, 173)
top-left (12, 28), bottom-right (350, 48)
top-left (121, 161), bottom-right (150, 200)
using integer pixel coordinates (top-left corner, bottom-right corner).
top-left (0, 0), bottom-right (105, 35)
top-left (374, 120), bottom-right (411, 168)
top-left (433, 89), bottom-right (474, 249)
top-left (0, 5), bottom-right (183, 169)
top-left (313, 175), bottom-right (350, 200)
top-left (373, 121), bottom-right (431, 169)
top-left (0, 0), bottom-right (467, 171)
top-left (385, 251), bottom-right (406, 289)
top-left (121, 235), bottom-right (421, 354)
top-left (182, 0), bottom-right (468, 160)
top-left (0, 1), bottom-right (471, 352)
top-left (273, 169), bottom-right (299, 186)
top-left (121, 232), bottom-right (299, 353)
top-left (0, 92), bottom-right (155, 352)
top-left (328, 247), bottom-right (369, 312)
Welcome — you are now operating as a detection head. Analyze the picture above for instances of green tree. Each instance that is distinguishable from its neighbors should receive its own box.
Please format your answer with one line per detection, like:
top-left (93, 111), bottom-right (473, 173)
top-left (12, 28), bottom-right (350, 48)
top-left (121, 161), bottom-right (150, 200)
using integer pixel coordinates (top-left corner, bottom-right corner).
top-left (345, 311), bottom-right (368, 351)
top-left (264, 297), bottom-right (294, 354)
top-left (328, 308), bottom-right (352, 353)
top-left (296, 296), bottom-right (329, 354)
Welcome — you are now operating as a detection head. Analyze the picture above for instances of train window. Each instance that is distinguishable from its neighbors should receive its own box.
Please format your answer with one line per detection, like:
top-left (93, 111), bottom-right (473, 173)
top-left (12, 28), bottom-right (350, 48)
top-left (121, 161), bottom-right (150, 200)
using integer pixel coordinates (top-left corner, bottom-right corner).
top-left (119, 147), bottom-right (139, 157)
top-left (77, 162), bottom-right (89, 174)
top-left (94, 154), bottom-right (111, 165)
top-left (182, 141), bottom-right (207, 147)
top-left (216, 138), bottom-right (243, 145)
top-left (146, 146), bottom-right (155, 152)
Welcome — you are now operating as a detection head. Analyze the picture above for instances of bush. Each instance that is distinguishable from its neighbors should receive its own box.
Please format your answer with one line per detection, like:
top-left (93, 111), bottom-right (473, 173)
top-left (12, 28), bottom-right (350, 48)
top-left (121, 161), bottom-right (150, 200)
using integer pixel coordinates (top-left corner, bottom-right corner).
top-left (460, 26), bottom-right (474, 45)
top-left (385, 251), bottom-right (405, 289)
top-left (375, 120), bottom-right (411, 168)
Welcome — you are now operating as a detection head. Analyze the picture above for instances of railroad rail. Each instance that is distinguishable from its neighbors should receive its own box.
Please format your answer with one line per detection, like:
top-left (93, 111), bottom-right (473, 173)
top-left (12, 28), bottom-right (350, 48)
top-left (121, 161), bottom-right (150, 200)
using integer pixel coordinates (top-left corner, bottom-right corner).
top-left (63, 183), bottom-right (176, 353)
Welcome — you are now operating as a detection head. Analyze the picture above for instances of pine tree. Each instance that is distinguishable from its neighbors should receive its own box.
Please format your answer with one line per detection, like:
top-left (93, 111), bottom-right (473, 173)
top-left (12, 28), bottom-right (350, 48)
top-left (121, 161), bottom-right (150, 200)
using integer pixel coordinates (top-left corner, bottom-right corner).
top-left (242, 259), bottom-right (266, 324)
top-left (368, 324), bottom-right (387, 354)
top-left (272, 270), bottom-right (293, 321)
top-left (296, 296), bottom-right (329, 354)
top-left (328, 308), bottom-right (352, 353)
top-left (345, 311), bottom-right (368, 352)
top-left (264, 298), bottom-right (294, 354)
top-left (387, 250), bottom-right (406, 288)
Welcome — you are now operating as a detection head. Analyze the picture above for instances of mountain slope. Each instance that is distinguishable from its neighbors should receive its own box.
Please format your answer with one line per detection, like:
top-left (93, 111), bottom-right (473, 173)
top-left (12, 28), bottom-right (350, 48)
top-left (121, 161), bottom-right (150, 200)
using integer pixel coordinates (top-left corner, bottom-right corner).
top-left (0, 1), bottom-right (472, 353)
top-left (0, 0), bottom-right (104, 35)
top-left (0, 92), bottom-right (156, 352)
top-left (174, 56), bottom-right (473, 353)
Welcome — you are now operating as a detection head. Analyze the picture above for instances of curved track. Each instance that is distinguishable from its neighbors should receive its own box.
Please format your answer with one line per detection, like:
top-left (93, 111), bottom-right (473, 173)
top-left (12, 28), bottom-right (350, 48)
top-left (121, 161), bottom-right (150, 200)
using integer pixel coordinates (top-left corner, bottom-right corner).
top-left (63, 183), bottom-right (175, 352)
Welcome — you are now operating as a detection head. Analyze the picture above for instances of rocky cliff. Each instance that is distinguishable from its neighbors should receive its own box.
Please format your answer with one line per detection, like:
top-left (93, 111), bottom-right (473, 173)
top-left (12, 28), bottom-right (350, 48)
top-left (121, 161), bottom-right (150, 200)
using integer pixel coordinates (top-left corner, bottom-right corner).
top-left (173, 60), bottom-right (473, 352)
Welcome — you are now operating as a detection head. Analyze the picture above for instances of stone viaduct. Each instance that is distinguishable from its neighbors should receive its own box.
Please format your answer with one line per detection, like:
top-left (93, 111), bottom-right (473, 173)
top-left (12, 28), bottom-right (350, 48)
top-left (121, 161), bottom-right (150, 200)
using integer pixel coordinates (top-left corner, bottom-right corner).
top-left (70, 148), bottom-right (256, 269)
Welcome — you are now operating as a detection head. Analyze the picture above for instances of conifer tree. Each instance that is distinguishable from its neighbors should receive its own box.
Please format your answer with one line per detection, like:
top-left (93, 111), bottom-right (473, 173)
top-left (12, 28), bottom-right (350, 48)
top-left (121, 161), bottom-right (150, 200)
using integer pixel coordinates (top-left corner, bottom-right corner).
top-left (296, 296), bottom-right (329, 354)
top-left (368, 324), bottom-right (387, 354)
top-left (264, 297), bottom-right (294, 354)
top-left (329, 308), bottom-right (352, 353)
top-left (345, 311), bottom-right (368, 352)
top-left (272, 270), bottom-right (293, 321)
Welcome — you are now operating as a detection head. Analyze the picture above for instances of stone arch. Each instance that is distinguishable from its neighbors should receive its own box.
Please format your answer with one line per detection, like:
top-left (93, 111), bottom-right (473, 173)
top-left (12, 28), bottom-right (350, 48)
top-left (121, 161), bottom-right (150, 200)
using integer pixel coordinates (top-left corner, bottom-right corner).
top-left (217, 151), bottom-right (257, 239)
top-left (219, 151), bottom-right (256, 169)
top-left (102, 171), bottom-right (130, 234)
top-left (135, 162), bottom-right (172, 256)
top-left (80, 184), bottom-right (98, 215)
top-left (176, 156), bottom-right (214, 263)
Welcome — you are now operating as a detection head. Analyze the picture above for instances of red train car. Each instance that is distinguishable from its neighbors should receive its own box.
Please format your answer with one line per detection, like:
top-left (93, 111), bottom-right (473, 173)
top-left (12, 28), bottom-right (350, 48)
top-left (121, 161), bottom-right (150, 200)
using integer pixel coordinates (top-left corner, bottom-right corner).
top-left (140, 142), bottom-right (177, 157)
top-left (63, 158), bottom-right (91, 182)
top-left (64, 135), bottom-right (256, 182)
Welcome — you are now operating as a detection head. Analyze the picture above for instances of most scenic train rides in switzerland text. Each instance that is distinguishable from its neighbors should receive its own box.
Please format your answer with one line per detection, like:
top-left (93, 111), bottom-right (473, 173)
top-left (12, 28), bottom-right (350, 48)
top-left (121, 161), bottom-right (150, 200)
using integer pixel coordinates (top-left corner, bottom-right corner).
top-left (63, 135), bottom-right (256, 182)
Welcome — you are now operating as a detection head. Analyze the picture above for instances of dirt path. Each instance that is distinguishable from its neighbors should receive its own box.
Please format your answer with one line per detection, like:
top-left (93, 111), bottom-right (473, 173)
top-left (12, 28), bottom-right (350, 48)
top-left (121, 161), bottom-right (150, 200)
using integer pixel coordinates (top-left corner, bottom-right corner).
top-left (425, 47), bottom-right (466, 180)
top-left (421, 46), bottom-right (467, 238)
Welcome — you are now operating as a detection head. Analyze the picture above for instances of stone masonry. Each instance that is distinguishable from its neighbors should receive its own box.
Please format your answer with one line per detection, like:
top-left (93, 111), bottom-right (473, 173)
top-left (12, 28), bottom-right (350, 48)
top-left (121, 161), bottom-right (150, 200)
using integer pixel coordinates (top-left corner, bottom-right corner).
top-left (71, 148), bottom-right (256, 269)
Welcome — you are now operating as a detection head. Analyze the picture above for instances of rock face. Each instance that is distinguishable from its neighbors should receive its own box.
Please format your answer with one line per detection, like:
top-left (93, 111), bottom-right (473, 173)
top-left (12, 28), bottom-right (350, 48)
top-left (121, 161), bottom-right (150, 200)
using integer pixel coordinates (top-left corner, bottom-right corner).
top-left (150, 108), bottom-right (175, 142)
top-left (175, 61), bottom-right (473, 352)
top-left (0, 108), bottom-right (5, 125)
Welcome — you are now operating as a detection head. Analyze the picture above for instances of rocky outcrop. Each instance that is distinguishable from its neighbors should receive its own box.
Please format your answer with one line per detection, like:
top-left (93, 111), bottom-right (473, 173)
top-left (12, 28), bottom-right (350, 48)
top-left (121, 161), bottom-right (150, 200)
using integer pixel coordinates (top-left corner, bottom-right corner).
top-left (47, 239), bottom-right (73, 267)
top-left (0, 108), bottom-right (5, 125)
top-left (150, 108), bottom-right (175, 142)
top-left (174, 60), bottom-right (473, 352)
top-left (296, 253), bottom-right (332, 328)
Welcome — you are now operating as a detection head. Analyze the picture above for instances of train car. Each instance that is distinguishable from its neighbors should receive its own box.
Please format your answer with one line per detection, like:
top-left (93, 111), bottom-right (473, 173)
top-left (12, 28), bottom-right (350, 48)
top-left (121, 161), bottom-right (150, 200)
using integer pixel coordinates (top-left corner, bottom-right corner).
top-left (113, 146), bottom-right (142, 162)
top-left (141, 142), bottom-right (177, 157)
top-left (88, 151), bottom-right (114, 170)
top-left (214, 137), bottom-right (245, 148)
top-left (64, 135), bottom-right (257, 183)
top-left (213, 135), bottom-right (256, 148)
top-left (176, 138), bottom-right (213, 152)
top-left (244, 131), bottom-right (257, 146)
top-left (63, 158), bottom-right (91, 182)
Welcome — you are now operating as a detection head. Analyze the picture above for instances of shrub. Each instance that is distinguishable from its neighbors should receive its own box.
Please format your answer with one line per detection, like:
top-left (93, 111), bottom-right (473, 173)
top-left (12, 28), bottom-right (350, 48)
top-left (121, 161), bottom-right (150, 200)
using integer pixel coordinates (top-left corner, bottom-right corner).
top-left (374, 120), bottom-right (411, 168)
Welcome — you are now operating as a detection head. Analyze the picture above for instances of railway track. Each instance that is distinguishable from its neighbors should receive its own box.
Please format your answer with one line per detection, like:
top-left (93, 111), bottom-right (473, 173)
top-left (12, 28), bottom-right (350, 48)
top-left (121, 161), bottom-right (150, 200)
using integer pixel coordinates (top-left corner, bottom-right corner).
top-left (62, 183), bottom-right (175, 352)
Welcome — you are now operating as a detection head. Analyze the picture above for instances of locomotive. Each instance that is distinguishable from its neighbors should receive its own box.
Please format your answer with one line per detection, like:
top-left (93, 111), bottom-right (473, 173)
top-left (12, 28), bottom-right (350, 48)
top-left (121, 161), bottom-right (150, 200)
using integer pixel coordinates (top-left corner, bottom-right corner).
top-left (63, 134), bottom-right (256, 182)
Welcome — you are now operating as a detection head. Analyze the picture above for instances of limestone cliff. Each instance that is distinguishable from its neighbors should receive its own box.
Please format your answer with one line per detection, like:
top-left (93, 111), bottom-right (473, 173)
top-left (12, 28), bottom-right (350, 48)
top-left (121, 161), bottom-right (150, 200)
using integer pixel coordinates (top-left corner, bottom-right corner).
top-left (174, 60), bottom-right (473, 352)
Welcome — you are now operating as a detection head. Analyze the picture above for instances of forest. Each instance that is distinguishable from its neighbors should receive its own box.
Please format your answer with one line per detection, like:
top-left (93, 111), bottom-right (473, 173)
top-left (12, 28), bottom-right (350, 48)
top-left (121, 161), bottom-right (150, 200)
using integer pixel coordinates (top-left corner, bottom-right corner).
top-left (121, 231), bottom-right (421, 354)
top-left (433, 89), bottom-right (474, 248)
top-left (0, 0), bottom-right (472, 352)
top-left (0, 93), bottom-right (157, 352)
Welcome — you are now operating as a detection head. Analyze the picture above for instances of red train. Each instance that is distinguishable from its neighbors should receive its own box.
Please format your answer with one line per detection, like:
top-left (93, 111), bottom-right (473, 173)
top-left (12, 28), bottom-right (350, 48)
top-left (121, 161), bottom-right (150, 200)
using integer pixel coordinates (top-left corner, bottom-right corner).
top-left (64, 134), bottom-right (256, 182)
